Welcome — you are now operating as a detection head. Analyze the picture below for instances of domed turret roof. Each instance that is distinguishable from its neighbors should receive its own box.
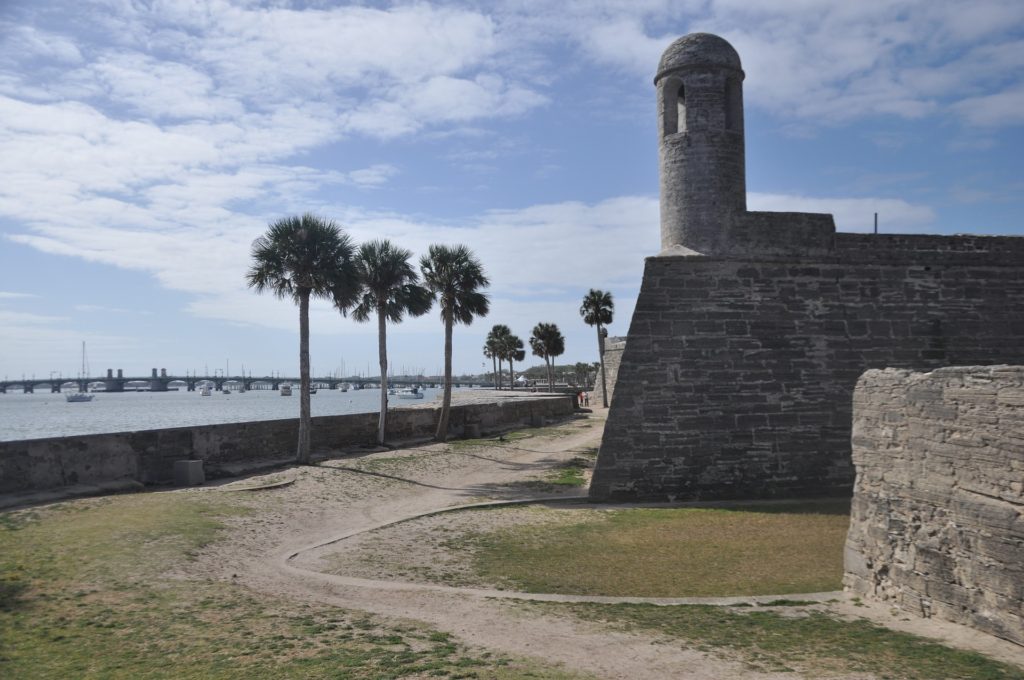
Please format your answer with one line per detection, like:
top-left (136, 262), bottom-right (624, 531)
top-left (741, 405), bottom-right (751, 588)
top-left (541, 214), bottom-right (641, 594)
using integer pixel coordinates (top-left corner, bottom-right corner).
top-left (656, 33), bottom-right (742, 80)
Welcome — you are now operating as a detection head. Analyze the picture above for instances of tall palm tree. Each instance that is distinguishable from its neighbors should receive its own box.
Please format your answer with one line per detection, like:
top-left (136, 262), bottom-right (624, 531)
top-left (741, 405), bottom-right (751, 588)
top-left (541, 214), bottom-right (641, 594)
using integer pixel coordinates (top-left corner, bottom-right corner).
top-left (529, 322), bottom-right (565, 391)
top-left (483, 341), bottom-right (498, 389)
top-left (502, 333), bottom-right (525, 390)
top-left (351, 239), bottom-right (432, 445)
top-left (580, 289), bottom-right (614, 407)
top-left (486, 324), bottom-right (511, 390)
top-left (420, 244), bottom-right (490, 442)
top-left (246, 213), bottom-right (357, 464)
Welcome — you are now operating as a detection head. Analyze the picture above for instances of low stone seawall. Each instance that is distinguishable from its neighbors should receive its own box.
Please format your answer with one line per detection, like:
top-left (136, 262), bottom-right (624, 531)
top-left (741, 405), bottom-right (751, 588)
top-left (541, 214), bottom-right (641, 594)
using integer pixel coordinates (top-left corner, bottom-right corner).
top-left (844, 366), bottom-right (1023, 645)
top-left (0, 394), bottom-right (573, 496)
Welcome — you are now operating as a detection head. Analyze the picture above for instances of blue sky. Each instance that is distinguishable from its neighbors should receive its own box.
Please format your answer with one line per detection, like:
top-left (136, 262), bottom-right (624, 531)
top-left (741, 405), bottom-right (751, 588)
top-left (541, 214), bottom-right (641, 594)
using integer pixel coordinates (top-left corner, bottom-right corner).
top-left (1, 0), bottom-right (1022, 381)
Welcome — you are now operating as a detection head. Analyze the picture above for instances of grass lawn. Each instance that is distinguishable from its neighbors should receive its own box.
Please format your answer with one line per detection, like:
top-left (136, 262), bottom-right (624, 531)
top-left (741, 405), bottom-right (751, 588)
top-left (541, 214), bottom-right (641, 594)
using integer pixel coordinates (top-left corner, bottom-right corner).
top-left (0, 493), bottom-right (586, 680)
top-left (467, 500), bottom-right (850, 597)
top-left (551, 603), bottom-right (1024, 680)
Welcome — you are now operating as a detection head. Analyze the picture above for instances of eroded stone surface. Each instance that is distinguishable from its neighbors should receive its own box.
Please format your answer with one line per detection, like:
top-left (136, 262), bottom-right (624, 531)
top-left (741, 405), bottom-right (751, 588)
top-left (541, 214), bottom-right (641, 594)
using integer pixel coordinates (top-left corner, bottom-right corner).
top-left (843, 366), bottom-right (1024, 646)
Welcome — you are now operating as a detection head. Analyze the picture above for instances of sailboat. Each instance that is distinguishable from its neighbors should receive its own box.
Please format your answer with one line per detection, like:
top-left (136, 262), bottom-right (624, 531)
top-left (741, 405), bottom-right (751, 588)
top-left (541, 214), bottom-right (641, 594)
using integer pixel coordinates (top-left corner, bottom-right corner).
top-left (66, 341), bottom-right (95, 402)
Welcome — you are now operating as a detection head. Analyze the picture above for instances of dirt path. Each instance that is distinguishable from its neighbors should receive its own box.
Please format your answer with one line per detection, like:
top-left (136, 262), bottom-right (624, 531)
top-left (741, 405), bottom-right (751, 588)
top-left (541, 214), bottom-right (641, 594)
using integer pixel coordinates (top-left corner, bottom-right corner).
top-left (187, 412), bottom-right (797, 678)
top-left (185, 410), bottom-right (1022, 678)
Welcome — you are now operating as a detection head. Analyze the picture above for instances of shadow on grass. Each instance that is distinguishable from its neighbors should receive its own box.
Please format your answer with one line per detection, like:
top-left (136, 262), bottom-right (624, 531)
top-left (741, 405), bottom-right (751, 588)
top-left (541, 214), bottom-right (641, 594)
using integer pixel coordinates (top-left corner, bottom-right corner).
top-left (0, 579), bottom-right (28, 612)
top-left (715, 499), bottom-right (851, 517)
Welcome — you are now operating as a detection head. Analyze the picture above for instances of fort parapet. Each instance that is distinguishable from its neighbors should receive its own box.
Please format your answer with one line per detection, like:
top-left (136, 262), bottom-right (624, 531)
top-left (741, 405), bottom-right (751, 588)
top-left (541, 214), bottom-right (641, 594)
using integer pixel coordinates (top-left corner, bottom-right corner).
top-left (590, 33), bottom-right (1024, 501)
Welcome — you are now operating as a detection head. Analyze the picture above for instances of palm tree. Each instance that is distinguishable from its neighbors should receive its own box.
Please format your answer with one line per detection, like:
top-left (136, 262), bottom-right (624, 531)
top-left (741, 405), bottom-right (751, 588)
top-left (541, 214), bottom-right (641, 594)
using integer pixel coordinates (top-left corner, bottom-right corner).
top-left (420, 244), bottom-right (490, 442)
top-left (573, 361), bottom-right (591, 388)
top-left (486, 324), bottom-right (511, 390)
top-left (483, 341), bottom-right (498, 389)
top-left (246, 213), bottom-right (357, 464)
top-left (502, 333), bottom-right (525, 390)
top-left (579, 289), bottom-right (614, 407)
top-left (351, 239), bottom-right (432, 445)
top-left (529, 322), bottom-right (565, 391)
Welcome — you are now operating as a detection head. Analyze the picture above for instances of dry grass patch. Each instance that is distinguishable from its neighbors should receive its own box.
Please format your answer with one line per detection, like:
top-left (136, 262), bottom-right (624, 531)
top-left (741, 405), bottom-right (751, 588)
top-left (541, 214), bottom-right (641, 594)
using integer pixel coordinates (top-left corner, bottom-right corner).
top-left (466, 500), bottom-right (849, 597)
top-left (323, 500), bottom-right (849, 598)
top-left (0, 492), bottom-right (590, 679)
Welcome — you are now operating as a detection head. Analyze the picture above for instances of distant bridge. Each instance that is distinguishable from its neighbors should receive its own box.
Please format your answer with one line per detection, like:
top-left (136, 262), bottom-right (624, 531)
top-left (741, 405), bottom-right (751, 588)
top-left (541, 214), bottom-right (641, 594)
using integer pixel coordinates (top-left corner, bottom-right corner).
top-left (0, 368), bottom-right (493, 394)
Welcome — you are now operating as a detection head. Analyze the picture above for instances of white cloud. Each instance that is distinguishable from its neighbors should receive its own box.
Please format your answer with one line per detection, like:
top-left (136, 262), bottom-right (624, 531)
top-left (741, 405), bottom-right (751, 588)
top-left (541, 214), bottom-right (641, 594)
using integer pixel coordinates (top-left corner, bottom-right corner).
top-left (0, 291), bottom-right (38, 299)
top-left (949, 85), bottom-right (1024, 127)
top-left (74, 304), bottom-right (153, 315)
top-left (344, 164), bottom-right (399, 189)
top-left (503, 0), bottom-right (1024, 129)
top-left (2, 26), bottom-right (83, 64)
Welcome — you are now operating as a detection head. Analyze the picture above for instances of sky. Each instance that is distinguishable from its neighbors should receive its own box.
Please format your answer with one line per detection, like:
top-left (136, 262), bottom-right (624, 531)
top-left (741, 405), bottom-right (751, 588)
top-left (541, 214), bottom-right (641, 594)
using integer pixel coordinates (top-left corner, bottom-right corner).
top-left (1, 0), bottom-right (1022, 382)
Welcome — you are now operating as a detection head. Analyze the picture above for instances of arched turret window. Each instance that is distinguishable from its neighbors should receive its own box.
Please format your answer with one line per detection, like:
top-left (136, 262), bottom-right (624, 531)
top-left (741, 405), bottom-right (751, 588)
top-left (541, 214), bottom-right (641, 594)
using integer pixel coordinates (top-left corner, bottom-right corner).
top-left (662, 78), bottom-right (685, 136)
top-left (676, 84), bottom-right (686, 133)
top-left (725, 78), bottom-right (741, 131)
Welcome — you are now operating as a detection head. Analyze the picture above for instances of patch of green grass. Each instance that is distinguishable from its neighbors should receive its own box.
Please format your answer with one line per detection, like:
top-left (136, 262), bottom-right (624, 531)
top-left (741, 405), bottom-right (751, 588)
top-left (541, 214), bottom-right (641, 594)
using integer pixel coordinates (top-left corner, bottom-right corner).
top-left (0, 493), bottom-right (589, 679)
top-left (554, 603), bottom-right (1024, 679)
top-left (545, 457), bottom-right (592, 487)
top-left (467, 500), bottom-right (850, 597)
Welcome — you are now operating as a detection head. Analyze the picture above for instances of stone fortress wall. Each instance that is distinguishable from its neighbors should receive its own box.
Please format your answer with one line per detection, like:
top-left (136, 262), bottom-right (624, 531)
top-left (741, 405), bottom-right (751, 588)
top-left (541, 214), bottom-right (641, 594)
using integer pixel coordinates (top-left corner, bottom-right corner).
top-left (592, 336), bottom-right (626, 407)
top-left (589, 33), bottom-right (1024, 501)
top-left (844, 366), bottom-right (1023, 646)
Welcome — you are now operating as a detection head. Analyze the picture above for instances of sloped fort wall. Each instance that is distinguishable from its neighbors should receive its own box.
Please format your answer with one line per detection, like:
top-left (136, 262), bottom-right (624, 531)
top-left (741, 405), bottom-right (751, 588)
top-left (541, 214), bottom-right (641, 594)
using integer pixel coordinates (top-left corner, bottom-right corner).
top-left (590, 232), bottom-right (1024, 501)
top-left (844, 366), bottom-right (1023, 645)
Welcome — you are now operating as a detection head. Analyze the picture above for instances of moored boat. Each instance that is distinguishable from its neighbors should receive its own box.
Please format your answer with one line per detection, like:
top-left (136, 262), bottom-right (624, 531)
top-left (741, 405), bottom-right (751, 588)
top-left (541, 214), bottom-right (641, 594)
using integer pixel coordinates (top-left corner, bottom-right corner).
top-left (66, 342), bottom-right (95, 403)
top-left (396, 387), bottom-right (424, 399)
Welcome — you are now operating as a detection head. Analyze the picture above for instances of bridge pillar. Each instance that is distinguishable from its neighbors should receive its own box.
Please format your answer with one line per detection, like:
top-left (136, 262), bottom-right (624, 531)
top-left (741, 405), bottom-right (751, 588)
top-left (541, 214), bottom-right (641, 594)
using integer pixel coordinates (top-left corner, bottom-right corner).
top-left (51, 383), bottom-right (61, 393)
top-left (150, 379), bottom-right (169, 392)
top-left (105, 380), bottom-right (125, 392)
top-left (24, 383), bottom-right (34, 394)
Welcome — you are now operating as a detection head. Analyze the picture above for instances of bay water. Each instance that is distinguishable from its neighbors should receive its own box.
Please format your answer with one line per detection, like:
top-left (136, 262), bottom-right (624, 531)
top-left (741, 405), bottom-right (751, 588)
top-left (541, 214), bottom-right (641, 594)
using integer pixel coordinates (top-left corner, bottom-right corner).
top-left (0, 386), bottom-right (457, 442)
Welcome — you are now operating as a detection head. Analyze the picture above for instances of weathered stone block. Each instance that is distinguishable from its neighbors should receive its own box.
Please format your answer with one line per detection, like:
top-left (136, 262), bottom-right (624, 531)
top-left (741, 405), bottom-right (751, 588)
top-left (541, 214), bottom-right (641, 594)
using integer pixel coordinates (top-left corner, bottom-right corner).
top-left (173, 460), bottom-right (205, 486)
top-left (844, 366), bottom-right (1024, 646)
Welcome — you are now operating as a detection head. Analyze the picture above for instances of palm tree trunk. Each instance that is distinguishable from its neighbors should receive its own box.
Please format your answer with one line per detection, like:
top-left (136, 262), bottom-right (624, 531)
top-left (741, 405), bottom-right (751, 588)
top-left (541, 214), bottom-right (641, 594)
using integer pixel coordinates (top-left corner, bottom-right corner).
top-left (492, 355), bottom-right (498, 390)
top-left (497, 357), bottom-right (503, 390)
top-left (297, 290), bottom-right (311, 463)
top-left (597, 324), bottom-right (608, 408)
top-left (376, 306), bottom-right (388, 445)
top-left (547, 356), bottom-right (554, 392)
top-left (508, 357), bottom-right (514, 391)
top-left (435, 312), bottom-right (453, 442)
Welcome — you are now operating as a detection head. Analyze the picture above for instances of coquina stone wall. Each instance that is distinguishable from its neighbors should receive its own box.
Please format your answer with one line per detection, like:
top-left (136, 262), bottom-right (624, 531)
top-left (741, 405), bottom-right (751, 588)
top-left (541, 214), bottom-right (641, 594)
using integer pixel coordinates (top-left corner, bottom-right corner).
top-left (592, 337), bottom-right (625, 408)
top-left (591, 234), bottom-right (1024, 501)
top-left (0, 395), bottom-right (573, 496)
top-left (844, 366), bottom-right (1023, 645)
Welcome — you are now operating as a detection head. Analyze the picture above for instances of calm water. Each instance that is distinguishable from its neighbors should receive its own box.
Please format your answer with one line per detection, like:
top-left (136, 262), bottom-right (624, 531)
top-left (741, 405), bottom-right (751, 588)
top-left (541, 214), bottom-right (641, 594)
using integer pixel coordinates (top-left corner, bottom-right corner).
top-left (0, 386), bottom-right (456, 441)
